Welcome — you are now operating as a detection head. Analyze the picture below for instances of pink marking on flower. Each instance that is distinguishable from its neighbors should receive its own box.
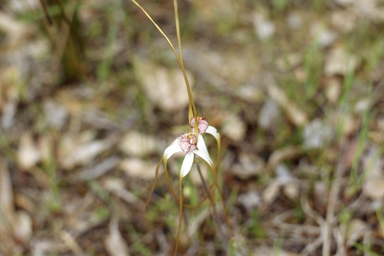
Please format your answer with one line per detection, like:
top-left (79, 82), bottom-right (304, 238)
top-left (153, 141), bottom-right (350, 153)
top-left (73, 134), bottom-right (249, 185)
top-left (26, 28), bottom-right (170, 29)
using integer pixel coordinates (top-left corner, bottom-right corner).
top-left (178, 133), bottom-right (197, 154)
top-left (190, 117), bottom-right (208, 134)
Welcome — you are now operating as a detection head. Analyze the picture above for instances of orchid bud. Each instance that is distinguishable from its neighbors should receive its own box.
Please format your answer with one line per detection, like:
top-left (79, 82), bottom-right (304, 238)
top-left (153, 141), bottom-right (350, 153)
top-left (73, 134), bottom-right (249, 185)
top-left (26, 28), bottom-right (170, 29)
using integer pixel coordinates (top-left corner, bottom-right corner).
top-left (190, 117), bottom-right (208, 134)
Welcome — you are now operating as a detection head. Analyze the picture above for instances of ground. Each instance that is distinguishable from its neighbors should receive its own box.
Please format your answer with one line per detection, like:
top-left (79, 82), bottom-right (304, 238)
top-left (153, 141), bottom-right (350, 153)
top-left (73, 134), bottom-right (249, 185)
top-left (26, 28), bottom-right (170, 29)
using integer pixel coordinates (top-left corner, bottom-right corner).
top-left (0, 0), bottom-right (384, 255)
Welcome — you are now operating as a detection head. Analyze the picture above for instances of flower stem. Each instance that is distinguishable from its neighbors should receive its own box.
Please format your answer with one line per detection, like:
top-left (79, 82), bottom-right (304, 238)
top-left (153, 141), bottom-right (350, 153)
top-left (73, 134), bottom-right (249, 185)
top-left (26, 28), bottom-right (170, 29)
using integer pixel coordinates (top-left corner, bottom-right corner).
top-left (197, 164), bottom-right (228, 251)
top-left (174, 176), bottom-right (183, 256)
top-left (131, 0), bottom-right (198, 134)
top-left (145, 158), bottom-right (164, 211)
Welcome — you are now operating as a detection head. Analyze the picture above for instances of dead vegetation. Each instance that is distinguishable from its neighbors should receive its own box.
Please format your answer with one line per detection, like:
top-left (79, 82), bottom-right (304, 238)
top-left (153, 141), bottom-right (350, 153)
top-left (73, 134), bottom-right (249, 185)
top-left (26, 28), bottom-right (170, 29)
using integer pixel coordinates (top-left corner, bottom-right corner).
top-left (1, 0), bottom-right (384, 255)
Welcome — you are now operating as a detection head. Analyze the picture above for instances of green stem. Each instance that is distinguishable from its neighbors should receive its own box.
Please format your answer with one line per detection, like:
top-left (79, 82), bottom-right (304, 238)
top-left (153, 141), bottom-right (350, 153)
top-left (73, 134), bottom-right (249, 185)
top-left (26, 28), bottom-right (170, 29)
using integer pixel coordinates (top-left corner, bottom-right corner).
top-left (174, 176), bottom-right (183, 256)
top-left (131, 0), bottom-right (197, 128)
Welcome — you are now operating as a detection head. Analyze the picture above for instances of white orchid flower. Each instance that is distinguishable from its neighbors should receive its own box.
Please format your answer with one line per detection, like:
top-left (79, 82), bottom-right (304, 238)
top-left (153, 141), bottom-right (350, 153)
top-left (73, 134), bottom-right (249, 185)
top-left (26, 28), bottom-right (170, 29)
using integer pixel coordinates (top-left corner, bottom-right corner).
top-left (190, 117), bottom-right (220, 158)
top-left (164, 133), bottom-right (214, 177)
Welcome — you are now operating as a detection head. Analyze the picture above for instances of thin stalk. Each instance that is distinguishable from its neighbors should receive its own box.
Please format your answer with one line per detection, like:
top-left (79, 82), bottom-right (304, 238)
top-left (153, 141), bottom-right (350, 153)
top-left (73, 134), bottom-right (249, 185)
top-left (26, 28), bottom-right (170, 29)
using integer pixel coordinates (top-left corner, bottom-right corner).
top-left (131, 0), bottom-right (198, 129)
top-left (197, 164), bottom-right (228, 252)
top-left (173, 0), bottom-right (198, 135)
top-left (174, 176), bottom-right (184, 256)
top-left (215, 133), bottom-right (221, 176)
top-left (197, 165), bottom-right (215, 206)
top-left (207, 164), bottom-right (233, 234)
top-left (145, 158), bottom-right (163, 210)
top-left (163, 157), bottom-right (210, 209)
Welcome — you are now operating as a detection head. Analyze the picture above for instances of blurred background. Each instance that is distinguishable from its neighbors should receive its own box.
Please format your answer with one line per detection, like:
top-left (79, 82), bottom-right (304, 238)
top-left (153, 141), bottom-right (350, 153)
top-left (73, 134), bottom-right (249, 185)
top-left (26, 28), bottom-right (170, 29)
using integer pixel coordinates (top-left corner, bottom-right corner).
top-left (1, 0), bottom-right (384, 255)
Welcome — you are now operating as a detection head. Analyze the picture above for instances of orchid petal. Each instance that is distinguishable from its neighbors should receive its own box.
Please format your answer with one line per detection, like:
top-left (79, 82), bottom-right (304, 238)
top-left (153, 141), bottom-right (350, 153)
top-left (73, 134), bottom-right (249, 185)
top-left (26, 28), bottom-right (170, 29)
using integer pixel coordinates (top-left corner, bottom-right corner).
top-left (193, 150), bottom-right (214, 169)
top-left (164, 143), bottom-right (182, 160)
top-left (206, 126), bottom-right (219, 141)
top-left (197, 134), bottom-right (209, 157)
top-left (180, 152), bottom-right (194, 177)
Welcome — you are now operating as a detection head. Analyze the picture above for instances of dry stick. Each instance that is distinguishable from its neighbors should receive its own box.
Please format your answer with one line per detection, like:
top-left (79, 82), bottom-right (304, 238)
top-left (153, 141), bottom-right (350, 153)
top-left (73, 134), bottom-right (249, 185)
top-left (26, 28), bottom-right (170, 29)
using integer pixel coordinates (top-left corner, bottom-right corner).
top-left (323, 148), bottom-right (346, 256)
top-left (333, 227), bottom-right (347, 256)
top-left (300, 191), bottom-right (326, 255)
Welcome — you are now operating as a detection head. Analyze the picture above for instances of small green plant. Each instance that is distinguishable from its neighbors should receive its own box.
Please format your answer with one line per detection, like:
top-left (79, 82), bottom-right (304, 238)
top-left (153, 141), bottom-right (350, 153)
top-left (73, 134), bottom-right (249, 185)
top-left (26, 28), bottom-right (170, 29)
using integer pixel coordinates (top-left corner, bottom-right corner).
top-left (130, 0), bottom-right (233, 254)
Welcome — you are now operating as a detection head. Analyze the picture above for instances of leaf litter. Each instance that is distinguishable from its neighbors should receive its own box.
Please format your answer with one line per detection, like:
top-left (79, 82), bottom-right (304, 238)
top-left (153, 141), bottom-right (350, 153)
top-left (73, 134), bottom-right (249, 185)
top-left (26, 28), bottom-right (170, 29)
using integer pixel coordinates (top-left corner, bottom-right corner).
top-left (1, 1), bottom-right (384, 255)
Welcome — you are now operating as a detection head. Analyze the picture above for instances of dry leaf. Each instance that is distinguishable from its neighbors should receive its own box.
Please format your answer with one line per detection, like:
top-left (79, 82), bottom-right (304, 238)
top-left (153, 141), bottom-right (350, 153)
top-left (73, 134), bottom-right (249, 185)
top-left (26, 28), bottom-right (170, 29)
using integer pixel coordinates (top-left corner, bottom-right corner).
top-left (325, 78), bottom-right (341, 104)
top-left (287, 12), bottom-right (302, 30)
top-left (254, 246), bottom-right (302, 256)
top-left (259, 98), bottom-right (280, 130)
top-left (222, 114), bottom-right (246, 142)
top-left (13, 211), bottom-right (32, 242)
top-left (324, 47), bottom-right (359, 76)
top-left (43, 100), bottom-right (68, 130)
top-left (134, 58), bottom-right (194, 112)
top-left (120, 158), bottom-right (161, 180)
top-left (238, 190), bottom-right (261, 210)
top-left (61, 139), bottom-right (112, 169)
top-left (103, 178), bottom-right (142, 206)
top-left (267, 146), bottom-right (302, 171)
top-left (262, 180), bottom-right (281, 205)
top-left (252, 12), bottom-right (275, 40)
top-left (119, 131), bottom-right (157, 157)
top-left (231, 153), bottom-right (265, 179)
top-left (105, 216), bottom-right (130, 256)
top-left (331, 11), bottom-right (357, 33)
top-left (0, 66), bottom-right (19, 129)
top-left (79, 156), bottom-right (120, 181)
top-left (345, 219), bottom-right (366, 242)
top-left (362, 147), bottom-right (382, 180)
top-left (0, 13), bottom-right (35, 51)
top-left (303, 119), bottom-right (333, 149)
top-left (311, 23), bottom-right (337, 48)
top-left (0, 159), bottom-right (15, 226)
top-left (236, 84), bottom-right (264, 103)
top-left (17, 132), bottom-right (41, 170)
top-left (266, 82), bottom-right (308, 126)
top-left (363, 179), bottom-right (384, 200)
top-left (283, 184), bottom-right (299, 201)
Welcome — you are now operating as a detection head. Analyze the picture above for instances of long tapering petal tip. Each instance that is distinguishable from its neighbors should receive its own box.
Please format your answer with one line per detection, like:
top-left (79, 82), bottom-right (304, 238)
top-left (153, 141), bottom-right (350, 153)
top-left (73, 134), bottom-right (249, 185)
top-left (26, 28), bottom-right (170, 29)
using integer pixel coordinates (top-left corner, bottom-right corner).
top-left (206, 126), bottom-right (219, 141)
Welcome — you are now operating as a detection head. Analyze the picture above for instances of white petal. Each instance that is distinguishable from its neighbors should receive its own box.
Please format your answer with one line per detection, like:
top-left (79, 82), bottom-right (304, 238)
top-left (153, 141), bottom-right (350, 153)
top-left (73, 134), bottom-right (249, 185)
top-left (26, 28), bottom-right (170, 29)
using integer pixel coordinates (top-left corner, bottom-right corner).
top-left (180, 152), bottom-right (194, 177)
top-left (197, 134), bottom-right (209, 157)
top-left (193, 150), bottom-right (214, 169)
top-left (164, 143), bottom-right (182, 160)
top-left (206, 126), bottom-right (219, 141)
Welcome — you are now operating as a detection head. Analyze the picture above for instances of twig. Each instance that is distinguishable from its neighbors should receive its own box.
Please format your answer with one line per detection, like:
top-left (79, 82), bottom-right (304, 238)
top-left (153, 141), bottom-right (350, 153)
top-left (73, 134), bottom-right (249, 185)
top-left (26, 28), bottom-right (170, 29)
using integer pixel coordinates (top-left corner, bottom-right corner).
top-left (300, 194), bottom-right (326, 255)
top-left (59, 231), bottom-right (86, 256)
top-left (333, 227), bottom-right (346, 256)
top-left (323, 147), bottom-right (346, 256)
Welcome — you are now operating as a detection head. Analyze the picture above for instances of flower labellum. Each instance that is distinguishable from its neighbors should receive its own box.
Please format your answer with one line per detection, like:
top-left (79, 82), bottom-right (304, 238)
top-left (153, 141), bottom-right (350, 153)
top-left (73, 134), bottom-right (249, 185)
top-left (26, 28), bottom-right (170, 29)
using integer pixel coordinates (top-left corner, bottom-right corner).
top-left (179, 133), bottom-right (197, 154)
top-left (163, 132), bottom-right (214, 177)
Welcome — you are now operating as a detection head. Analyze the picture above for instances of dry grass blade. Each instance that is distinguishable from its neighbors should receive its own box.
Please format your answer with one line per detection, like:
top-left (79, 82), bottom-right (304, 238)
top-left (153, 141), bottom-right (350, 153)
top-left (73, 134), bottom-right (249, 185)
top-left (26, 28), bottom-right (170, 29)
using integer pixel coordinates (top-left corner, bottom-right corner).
top-left (105, 215), bottom-right (130, 256)
top-left (60, 231), bottom-right (86, 256)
